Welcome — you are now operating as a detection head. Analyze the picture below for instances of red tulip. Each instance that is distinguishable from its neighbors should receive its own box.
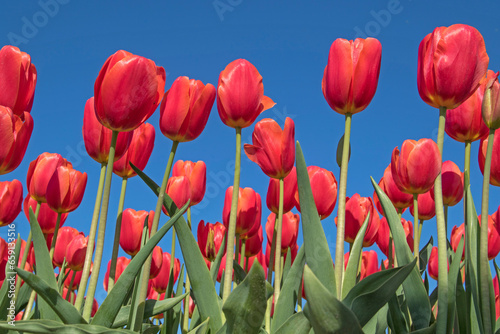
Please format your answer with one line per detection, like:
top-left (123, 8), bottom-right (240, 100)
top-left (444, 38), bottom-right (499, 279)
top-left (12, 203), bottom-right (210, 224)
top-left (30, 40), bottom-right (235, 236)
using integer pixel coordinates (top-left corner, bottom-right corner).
top-left (265, 212), bottom-right (299, 252)
top-left (373, 178), bottom-right (386, 216)
top-left (494, 276), bottom-right (500, 320)
top-left (344, 250), bottom-right (379, 280)
top-left (0, 106), bottom-right (33, 175)
top-left (391, 139), bottom-right (441, 195)
top-left (150, 252), bottom-right (180, 294)
top-left (64, 265), bottom-right (91, 291)
top-left (172, 160), bottom-right (206, 206)
top-left (0, 45), bottom-right (37, 116)
top-left (162, 176), bottom-right (191, 215)
top-left (376, 217), bottom-right (413, 257)
top-left (246, 251), bottom-right (267, 276)
top-left (479, 129), bottom-right (500, 186)
top-left (53, 226), bottom-right (82, 268)
top-left (478, 215), bottom-right (500, 260)
top-left (46, 166), bottom-right (87, 213)
top-left (242, 225), bottom-right (263, 258)
top-left (0, 238), bottom-right (8, 286)
top-left (217, 59), bottom-right (275, 129)
top-left (149, 246), bottom-right (163, 279)
top-left (267, 167), bottom-right (297, 214)
top-left (294, 165), bottom-right (338, 219)
top-left (322, 38), bottom-right (382, 115)
top-left (94, 50), bottom-right (166, 132)
top-left (159, 76), bottom-right (215, 142)
top-left (417, 24), bottom-right (489, 110)
top-left (65, 234), bottom-right (89, 271)
top-left (119, 209), bottom-right (154, 256)
top-left (431, 160), bottom-right (463, 206)
top-left (0, 180), bottom-right (23, 226)
top-left (380, 164), bottom-right (413, 212)
top-left (222, 186), bottom-right (261, 238)
top-left (26, 153), bottom-right (72, 203)
top-left (338, 194), bottom-right (380, 247)
top-left (410, 190), bottom-right (436, 221)
top-left (104, 257), bottom-right (131, 292)
top-left (450, 224), bottom-right (465, 260)
top-left (113, 123), bottom-right (155, 178)
top-left (82, 97), bottom-right (133, 164)
top-left (23, 195), bottom-right (68, 234)
top-left (244, 118), bottom-right (295, 179)
top-left (265, 243), bottom-right (297, 271)
top-left (428, 247), bottom-right (448, 280)
top-left (482, 71), bottom-right (500, 130)
top-left (494, 206), bottom-right (500, 234)
top-left (197, 220), bottom-right (226, 262)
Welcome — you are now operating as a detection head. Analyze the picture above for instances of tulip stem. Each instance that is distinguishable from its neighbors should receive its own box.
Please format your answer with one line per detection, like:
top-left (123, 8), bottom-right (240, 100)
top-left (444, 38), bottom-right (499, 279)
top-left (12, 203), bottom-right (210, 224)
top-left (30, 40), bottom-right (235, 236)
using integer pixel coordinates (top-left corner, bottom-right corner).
top-left (444, 204), bottom-right (448, 232)
top-left (182, 211), bottom-right (192, 334)
top-left (239, 239), bottom-right (246, 269)
top-left (388, 235), bottom-right (393, 269)
top-left (413, 194), bottom-right (419, 268)
top-left (67, 271), bottom-right (77, 300)
top-left (108, 176), bottom-right (128, 293)
top-left (75, 162), bottom-right (106, 311)
top-left (479, 129), bottom-right (495, 333)
top-left (222, 127), bottom-right (242, 304)
top-left (335, 113), bottom-right (352, 298)
top-left (234, 234), bottom-right (240, 275)
top-left (273, 178), bottom-right (285, 304)
top-left (49, 213), bottom-right (62, 260)
top-left (434, 106), bottom-right (449, 333)
top-left (265, 216), bottom-right (277, 332)
top-left (82, 130), bottom-right (119, 321)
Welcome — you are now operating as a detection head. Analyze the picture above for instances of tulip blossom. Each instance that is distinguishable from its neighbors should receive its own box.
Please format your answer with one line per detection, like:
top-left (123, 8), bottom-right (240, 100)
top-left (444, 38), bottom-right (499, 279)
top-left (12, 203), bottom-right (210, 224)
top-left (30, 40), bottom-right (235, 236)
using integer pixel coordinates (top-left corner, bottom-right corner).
top-left (159, 76), bottom-right (215, 142)
top-left (46, 166), bottom-right (87, 214)
top-left (172, 160), bottom-right (206, 206)
top-left (478, 129), bottom-right (500, 186)
top-left (23, 195), bottom-right (68, 234)
top-left (197, 221), bottom-right (226, 262)
top-left (113, 122), bottom-right (155, 178)
top-left (495, 276), bottom-right (500, 320)
top-left (246, 251), bottom-right (267, 276)
top-left (0, 180), bottom-right (23, 227)
top-left (65, 234), bottom-right (89, 271)
top-left (267, 167), bottom-right (297, 214)
top-left (82, 97), bottom-right (133, 164)
top-left (391, 139), bottom-right (441, 195)
top-left (428, 247), bottom-right (440, 280)
top-left (162, 176), bottom-right (191, 215)
top-left (417, 24), bottom-right (489, 109)
top-left (410, 190), bottom-right (436, 221)
top-left (379, 164), bottom-right (413, 212)
top-left (119, 209), bottom-right (154, 256)
top-left (149, 246), bottom-right (163, 279)
top-left (338, 194), bottom-right (380, 247)
top-left (0, 45), bottom-right (37, 117)
top-left (0, 238), bottom-right (8, 286)
top-left (26, 153), bottom-right (72, 203)
top-left (242, 226), bottom-right (263, 258)
top-left (344, 250), bottom-right (379, 280)
top-left (104, 257), bottom-right (131, 292)
top-left (222, 187), bottom-right (261, 238)
top-left (265, 212), bottom-right (299, 253)
top-left (150, 252), bottom-right (181, 294)
top-left (94, 50), bottom-right (166, 132)
top-left (450, 224), bottom-right (465, 260)
top-left (478, 215), bottom-right (500, 260)
top-left (376, 217), bottom-right (414, 257)
top-left (431, 160), bottom-right (464, 206)
top-left (265, 243), bottom-right (297, 271)
top-left (64, 265), bottom-right (91, 290)
top-left (0, 106), bottom-right (33, 175)
top-left (52, 226), bottom-right (82, 268)
top-left (495, 206), bottom-right (500, 234)
top-left (217, 59), bottom-right (275, 128)
top-left (482, 71), bottom-right (500, 130)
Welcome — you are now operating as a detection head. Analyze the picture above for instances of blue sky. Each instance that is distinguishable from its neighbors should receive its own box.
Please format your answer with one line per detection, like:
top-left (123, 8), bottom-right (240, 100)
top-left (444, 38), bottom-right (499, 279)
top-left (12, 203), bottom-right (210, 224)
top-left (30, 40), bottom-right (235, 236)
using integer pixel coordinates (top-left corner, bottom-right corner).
top-left (2, 0), bottom-right (500, 303)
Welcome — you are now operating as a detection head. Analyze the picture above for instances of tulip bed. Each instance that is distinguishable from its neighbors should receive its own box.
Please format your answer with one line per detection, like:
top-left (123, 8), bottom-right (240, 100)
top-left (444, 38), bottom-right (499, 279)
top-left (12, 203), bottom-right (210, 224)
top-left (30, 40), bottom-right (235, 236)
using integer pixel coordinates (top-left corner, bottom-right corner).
top-left (1, 23), bottom-right (500, 334)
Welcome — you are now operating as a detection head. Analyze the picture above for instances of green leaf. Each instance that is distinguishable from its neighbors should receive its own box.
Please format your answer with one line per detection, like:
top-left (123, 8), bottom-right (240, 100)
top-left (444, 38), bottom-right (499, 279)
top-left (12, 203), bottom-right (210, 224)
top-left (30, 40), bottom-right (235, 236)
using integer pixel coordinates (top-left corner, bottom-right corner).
top-left (274, 312), bottom-right (311, 334)
top-left (233, 262), bottom-right (247, 285)
top-left (296, 142), bottom-right (336, 295)
top-left (0, 235), bottom-right (21, 321)
top-left (282, 247), bottom-right (292, 283)
top-left (132, 163), bottom-right (223, 332)
top-left (371, 177), bottom-right (431, 329)
top-left (455, 274), bottom-right (468, 334)
top-left (411, 322), bottom-right (437, 334)
top-left (447, 236), bottom-right (464, 333)
top-left (168, 264), bottom-right (186, 334)
top-left (91, 200), bottom-right (189, 328)
top-left (342, 212), bottom-right (370, 299)
top-left (303, 265), bottom-right (363, 334)
top-left (271, 246), bottom-right (305, 332)
top-left (419, 237), bottom-right (434, 274)
top-left (343, 258), bottom-right (416, 327)
top-left (15, 281), bottom-right (32, 315)
top-left (188, 318), bottom-right (209, 334)
top-left (210, 235), bottom-right (226, 284)
top-left (362, 304), bottom-right (388, 334)
top-left (387, 293), bottom-right (408, 334)
top-left (222, 261), bottom-right (267, 334)
top-left (0, 319), bottom-right (131, 333)
top-left (142, 324), bottom-right (161, 334)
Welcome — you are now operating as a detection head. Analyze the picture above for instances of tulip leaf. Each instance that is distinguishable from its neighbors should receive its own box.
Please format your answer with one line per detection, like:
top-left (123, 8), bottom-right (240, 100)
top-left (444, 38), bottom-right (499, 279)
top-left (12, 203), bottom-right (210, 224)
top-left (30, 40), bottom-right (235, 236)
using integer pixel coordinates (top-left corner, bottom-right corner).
top-left (419, 237), bottom-right (433, 274)
top-left (188, 318), bottom-right (209, 334)
top-left (168, 264), bottom-right (186, 334)
top-left (271, 246), bottom-right (305, 333)
top-left (455, 274), bottom-right (468, 334)
top-left (274, 312), bottom-right (311, 334)
top-left (282, 247), bottom-right (292, 283)
top-left (0, 319), bottom-right (132, 333)
top-left (387, 293), bottom-right (409, 334)
top-left (0, 235), bottom-right (21, 321)
top-left (296, 142), bottom-right (336, 294)
top-left (233, 262), bottom-right (247, 285)
top-left (210, 235), bottom-right (226, 283)
top-left (143, 324), bottom-right (161, 334)
top-left (371, 177), bottom-right (431, 329)
top-left (131, 163), bottom-right (224, 332)
top-left (447, 236), bottom-right (464, 333)
top-left (222, 261), bottom-right (267, 334)
top-left (91, 200), bottom-right (189, 327)
top-left (362, 304), bottom-right (388, 334)
top-left (336, 134), bottom-right (351, 168)
top-left (342, 212), bottom-right (370, 299)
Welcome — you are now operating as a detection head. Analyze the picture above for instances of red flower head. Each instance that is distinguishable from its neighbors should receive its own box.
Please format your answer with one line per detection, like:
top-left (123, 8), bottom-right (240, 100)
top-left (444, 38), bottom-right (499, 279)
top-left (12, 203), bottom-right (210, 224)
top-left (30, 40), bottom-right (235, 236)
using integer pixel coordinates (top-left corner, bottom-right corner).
top-left (377, 217), bottom-right (413, 258)
top-left (149, 246), bottom-right (164, 279)
top-left (431, 160), bottom-right (464, 206)
top-left (46, 166), bottom-right (87, 214)
top-left (450, 224), bottom-right (465, 260)
top-left (23, 194), bottom-right (68, 234)
top-left (266, 212), bottom-right (299, 253)
top-left (120, 209), bottom-right (154, 256)
top-left (0, 180), bottom-right (23, 227)
top-left (162, 176), bottom-right (191, 215)
top-left (267, 167), bottom-right (297, 214)
top-left (53, 227), bottom-right (82, 268)
top-left (478, 129), bottom-right (500, 186)
top-left (197, 220), bottom-right (226, 262)
top-left (150, 252), bottom-right (181, 294)
top-left (377, 164), bottom-right (413, 213)
top-left (482, 71), bottom-right (500, 130)
top-left (479, 215), bottom-right (500, 260)
top-left (344, 250), bottom-right (380, 280)
top-left (172, 160), bottom-right (206, 206)
top-left (104, 257), bottom-right (130, 292)
top-left (0, 106), bottom-right (33, 175)
top-left (428, 247), bottom-right (448, 280)
top-left (242, 225), bottom-right (263, 258)
top-left (410, 189), bottom-right (436, 221)
top-left (338, 194), bottom-right (380, 247)
top-left (223, 186), bottom-right (261, 238)
top-left (65, 234), bottom-right (89, 272)
top-left (26, 153), bottom-right (72, 203)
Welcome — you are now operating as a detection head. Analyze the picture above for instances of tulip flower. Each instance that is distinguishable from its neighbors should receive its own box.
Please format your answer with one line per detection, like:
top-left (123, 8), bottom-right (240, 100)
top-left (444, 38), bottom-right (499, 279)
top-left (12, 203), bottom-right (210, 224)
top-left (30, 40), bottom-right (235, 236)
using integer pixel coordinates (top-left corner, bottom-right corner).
top-left (244, 117), bottom-right (295, 179)
top-left (65, 234), bottom-right (89, 272)
top-left (478, 215), bottom-right (500, 260)
top-left (82, 97), bottom-right (133, 164)
top-left (495, 205), bottom-right (500, 234)
top-left (94, 50), bottom-right (166, 132)
top-left (222, 187), bottom-right (261, 238)
top-left (217, 59), bottom-right (275, 129)
top-left (417, 24), bottom-right (489, 110)
top-left (410, 190), bottom-right (436, 221)
top-left (478, 129), bottom-right (500, 186)
top-left (0, 180), bottom-right (23, 227)
top-left (0, 45), bottom-right (37, 117)
top-left (197, 221), bottom-right (226, 262)
top-left (344, 250), bottom-right (379, 280)
top-left (64, 265), bottom-right (91, 290)
top-left (322, 38), bottom-right (382, 115)
top-left (160, 76), bottom-right (215, 142)
top-left (428, 247), bottom-right (440, 280)
top-left (494, 276), bottom-right (500, 320)
top-left (430, 160), bottom-right (464, 206)
top-left (119, 209), bottom-right (154, 256)
top-left (265, 243), bottom-right (297, 271)
top-left (265, 212), bottom-right (299, 252)
top-left (162, 176), bottom-right (191, 215)
top-left (0, 106), bottom-right (33, 175)
top-left (149, 246), bottom-right (163, 279)
top-left (267, 167), bottom-right (297, 214)
top-left (380, 164), bottom-right (413, 212)
top-left (26, 153), bottom-right (72, 203)
top-left (113, 122), bottom-right (155, 178)
top-left (103, 257), bottom-right (131, 291)
top-left (294, 165), bottom-right (338, 219)
top-left (482, 71), bottom-right (500, 130)
top-left (0, 238), bottom-right (8, 286)
top-left (46, 166), bottom-right (87, 214)
top-left (150, 252), bottom-right (180, 294)
top-left (242, 226), bottom-right (263, 258)
top-left (172, 160), bottom-right (206, 206)
top-left (450, 224), bottom-right (465, 260)
top-left (23, 195), bottom-right (68, 234)
top-left (376, 217), bottom-right (414, 257)
top-left (246, 251), bottom-right (267, 276)
top-left (337, 194), bottom-right (380, 247)
top-left (391, 139), bottom-right (441, 195)
top-left (52, 226), bottom-right (83, 268)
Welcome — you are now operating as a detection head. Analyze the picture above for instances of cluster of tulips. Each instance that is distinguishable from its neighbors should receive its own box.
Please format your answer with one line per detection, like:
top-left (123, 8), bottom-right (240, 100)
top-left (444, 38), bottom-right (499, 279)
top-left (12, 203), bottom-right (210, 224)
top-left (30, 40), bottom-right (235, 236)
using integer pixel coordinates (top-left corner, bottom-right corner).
top-left (1, 22), bottom-right (500, 334)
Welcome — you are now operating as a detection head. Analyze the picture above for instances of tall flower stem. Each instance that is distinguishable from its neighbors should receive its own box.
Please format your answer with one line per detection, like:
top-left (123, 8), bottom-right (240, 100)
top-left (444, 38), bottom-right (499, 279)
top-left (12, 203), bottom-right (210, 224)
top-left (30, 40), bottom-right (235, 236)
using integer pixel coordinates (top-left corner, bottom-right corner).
top-left (479, 129), bottom-right (495, 333)
top-left (182, 207), bottom-right (192, 334)
top-left (273, 178), bottom-right (285, 303)
top-left (335, 113), bottom-right (352, 298)
top-left (413, 194), bottom-right (419, 267)
top-left (82, 130), bottom-right (119, 321)
top-left (75, 162), bottom-right (107, 311)
top-left (434, 106), bottom-right (449, 333)
top-left (222, 127), bottom-right (242, 304)
top-left (49, 213), bottom-right (63, 259)
top-left (239, 240), bottom-right (246, 268)
top-left (265, 217), bottom-right (277, 332)
top-left (108, 176), bottom-right (128, 292)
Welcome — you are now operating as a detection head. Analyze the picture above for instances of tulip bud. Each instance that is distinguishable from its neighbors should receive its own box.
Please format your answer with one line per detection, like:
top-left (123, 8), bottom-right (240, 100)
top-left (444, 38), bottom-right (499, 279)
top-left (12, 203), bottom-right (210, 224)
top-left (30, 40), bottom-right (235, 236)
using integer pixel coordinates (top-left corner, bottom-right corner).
top-left (151, 252), bottom-right (180, 294)
top-left (23, 194), bottom-right (68, 234)
top-left (431, 160), bottom-right (464, 206)
top-left (162, 176), bottom-right (191, 215)
top-left (46, 166), bottom-right (87, 213)
top-left (266, 167), bottom-right (297, 214)
top-left (0, 180), bottom-right (23, 226)
top-left (26, 153), bottom-right (72, 203)
top-left (172, 160), bottom-right (206, 206)
top-left (428, 247), bottom-right (448, 280)
top-left (53, 227), bottom-right (82, 268)
top-left (338, 194), bottom-right (380, 247)
top-left (478, 215), bottom-right (500, 260)
top-left (376, 217), bottom-right (413, 257)
top-left (0, 107), bottom-right (33, 175)
top-left (119, 209), bottom-right (154, 256)
top-left (222, 187), bottom-right (261, 237)
top-left (482, 71), bottom-right (500, 130)
top-left (344, 250), bottom-right (379, 280)
top-left (478, 130), bottom-right (500, 186)
top-left (65, 235), bottom-right (89, 271)
top-left (410, 190), bottom-right (436, 221)
top-left (197, 221), bottom-right (226, 262)
top-left (149, 246), bottom-right (163, 279)
top-left (104, 257), bottom-right (130, 292)
top-left (450, 224), bottom-right (465, 260)
top-left (265, 212), bottom-right (299, 253)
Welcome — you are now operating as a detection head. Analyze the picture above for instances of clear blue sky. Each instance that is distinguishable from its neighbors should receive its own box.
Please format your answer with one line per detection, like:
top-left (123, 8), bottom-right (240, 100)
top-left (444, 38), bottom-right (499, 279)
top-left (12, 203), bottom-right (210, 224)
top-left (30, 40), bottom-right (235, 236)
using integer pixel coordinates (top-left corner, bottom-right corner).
top-left (2, 0), bottom-right (500, 304)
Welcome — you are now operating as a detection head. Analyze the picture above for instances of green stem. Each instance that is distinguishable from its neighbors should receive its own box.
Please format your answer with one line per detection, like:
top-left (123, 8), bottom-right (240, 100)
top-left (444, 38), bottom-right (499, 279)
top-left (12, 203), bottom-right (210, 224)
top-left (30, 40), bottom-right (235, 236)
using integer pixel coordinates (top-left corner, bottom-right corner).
top-left (182, 209), bottom-right (192, 334)
top-left (75, 162), bottom-right (106, 311)
top-left (335, 113), bottom-right (352, 298)
top-left (82, 130), bottom-right (119, 321)
top-left (388, 235), bottom-right (393, 269)
top-left (108, 177), bottom-right (128, 293)
top-left (265, 215), bottom-right (277, 333)
top-left (444, 204), bottom-right (448, 233)
top-left (273, 178), bottom-right (285, 304)
top-left (239, 239), bottom-right (246, 269)
top-left (413, 194), bottom-right (419, 267)
top-left (434, 106), bottom-right (449, 333)
top-left (49, 213), bottom-right (62, 260)
top-left (479, 129), bottom-right (495, 332)
top-left (66, 271), bottom-right (77, 301)
top-left (234, 234), bottom-right (240, 274)
top-left (222, 127), bottom-right (241, 304)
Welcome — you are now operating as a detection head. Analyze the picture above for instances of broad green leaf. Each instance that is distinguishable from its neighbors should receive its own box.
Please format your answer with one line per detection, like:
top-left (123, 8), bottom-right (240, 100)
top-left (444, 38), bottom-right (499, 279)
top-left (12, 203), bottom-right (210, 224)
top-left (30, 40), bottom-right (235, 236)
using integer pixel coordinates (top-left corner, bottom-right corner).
top-left (91, 200), bottom-right (189, 328)
top-left (188, 318), bottom-right (209, 334)
top-left (233, 262), bottom-right (247, 284)
top-left (296, 142), bottom-right (335, 294)
top-left (142, 324), bottom-right (160, 334)
top-left (343, 258), bottom-right (416, 327)
top-left (222, 261), bottom-right (267, 334)
top-left (15, 282), bottom-right (31, 315)
top-left (387, 293), bottom-right (408, 334)
top-left (447, 237), bottom-right (464, 333)
top-left (455, 276), bottom-right (468, 334)
top-left (0, 236), bottom-right (21, 320)
top-left (342, 212), bottom-right (370, 299)
top-left (166, 265), bottom-right (186, 334)
top-left (371, 177), bottom-right (431, 329)
top-left (303, 265), bottom-right (363, 334)
top-left (362, 304), bottom-right (388, 334)
top-left (274, 312), bottom-right (311, 334)
top-left (282, 247), bottom-right (292, 283)
top-left (419, 237), bottom-right (434, 274)
top-left (271, 246), bottom-right (305, 332)
top-left (412, 322), bottom-right (437, 334)
top-left (131, 163), bottom-right (223, 332)
top-left (0, 319), bottom-right (131, 333)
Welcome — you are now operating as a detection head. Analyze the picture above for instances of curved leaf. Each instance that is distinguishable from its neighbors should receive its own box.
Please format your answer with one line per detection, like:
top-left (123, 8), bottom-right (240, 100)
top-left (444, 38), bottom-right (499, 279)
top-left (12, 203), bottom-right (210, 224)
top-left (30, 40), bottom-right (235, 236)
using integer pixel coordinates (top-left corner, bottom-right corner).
top-left (275, 312), bottom-right (311, 334)
top-left (0, 319), bottom-right (131, 333)
top-left (188, 318), bottom-right (209, 334)
top-left (447, 237), bottom-right (464, 333)
top-left (0, 236), bottom-right (21, 320)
